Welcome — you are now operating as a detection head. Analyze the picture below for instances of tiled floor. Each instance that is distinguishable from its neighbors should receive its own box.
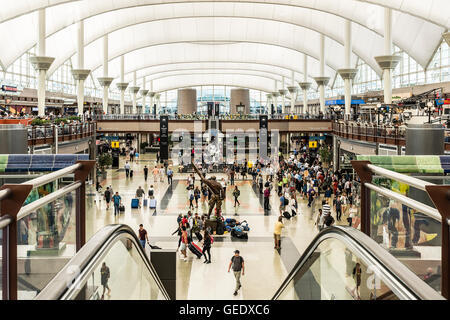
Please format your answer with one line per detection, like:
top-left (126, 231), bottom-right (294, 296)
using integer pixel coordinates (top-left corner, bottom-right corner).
top-left (86, 152), bottom-right (322, 300)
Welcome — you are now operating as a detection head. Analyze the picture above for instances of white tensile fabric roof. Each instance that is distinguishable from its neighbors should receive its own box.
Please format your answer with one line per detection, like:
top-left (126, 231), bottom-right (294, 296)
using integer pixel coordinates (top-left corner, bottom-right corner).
top-left (0, 0), bottom-right (449, 91)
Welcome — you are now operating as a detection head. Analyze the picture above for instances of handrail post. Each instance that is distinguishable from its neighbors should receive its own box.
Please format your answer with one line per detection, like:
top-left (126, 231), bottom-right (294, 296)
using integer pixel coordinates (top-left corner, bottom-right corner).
top-left (0, 185), bottom-right (33, 300)
top-left (74, 160), bottom-right (96, 251)
top-left (424, 185), bottom-right (450, 299)
top-left (350, 161), bottom-right (373, 236)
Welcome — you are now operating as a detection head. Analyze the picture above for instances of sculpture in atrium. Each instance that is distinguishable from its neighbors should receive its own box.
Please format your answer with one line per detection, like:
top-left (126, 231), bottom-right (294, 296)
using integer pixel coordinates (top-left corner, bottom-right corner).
top-left (192, 161), bottom-right (224, 218)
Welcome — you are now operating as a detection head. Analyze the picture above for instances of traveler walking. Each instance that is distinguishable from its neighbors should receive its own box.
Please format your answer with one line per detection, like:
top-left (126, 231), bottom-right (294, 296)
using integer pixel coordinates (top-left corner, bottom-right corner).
top-left (125, 161), bottom-right (131, 178)
top-left (138, 224), bottom-right (149, 248)
top-left (167, 167), bottom-right (174, 187)
top-left (263, 186), bottom-right (270, 210)
top-left (100, 262), bottom-right (111, 298)
top-left (180, 226), bottom-right (188, 261)
top-left (136, 186), bottom-right (145, 208)
top-left (232, 186), bottom-right (241, 207)
top-left (112, 192), bottom-right (122, 216)
top-left (104, 187), bottom-right (112, 210)
top-left (274, 216), bottom-right (284, 250)
top-left (152, 166), bottom-right (159, 182)
top-left (144, 165), bottom-right (149, 182)
top-left (228, 250), bottom-right (245, 296)
top-left (203, 230), bottom-right (212, 264)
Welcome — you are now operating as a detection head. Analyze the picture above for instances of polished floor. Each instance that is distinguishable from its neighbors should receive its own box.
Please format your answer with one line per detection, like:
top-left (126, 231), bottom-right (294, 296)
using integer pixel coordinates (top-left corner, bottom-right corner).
top-left (86, 152), bottom-right (328, 300)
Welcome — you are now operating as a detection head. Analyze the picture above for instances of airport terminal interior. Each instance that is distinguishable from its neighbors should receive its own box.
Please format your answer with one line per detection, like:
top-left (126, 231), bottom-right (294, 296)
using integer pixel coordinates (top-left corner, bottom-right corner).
top-left (1, 0), bottom-right (450, 303)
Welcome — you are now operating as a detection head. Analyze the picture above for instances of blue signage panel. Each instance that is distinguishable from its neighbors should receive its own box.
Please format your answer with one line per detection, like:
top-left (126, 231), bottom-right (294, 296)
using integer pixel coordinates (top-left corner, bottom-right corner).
top-left (326, 99), bottom-right (365, 106)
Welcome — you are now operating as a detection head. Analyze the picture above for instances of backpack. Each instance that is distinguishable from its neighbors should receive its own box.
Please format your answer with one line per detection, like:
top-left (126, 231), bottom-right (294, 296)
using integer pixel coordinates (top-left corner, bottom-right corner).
top-left (284, 198), bottom-right (289, 206)
top-left (325, 215), bottom-right (335, 227)
top-left (189, 194), bottom-right (194, 201)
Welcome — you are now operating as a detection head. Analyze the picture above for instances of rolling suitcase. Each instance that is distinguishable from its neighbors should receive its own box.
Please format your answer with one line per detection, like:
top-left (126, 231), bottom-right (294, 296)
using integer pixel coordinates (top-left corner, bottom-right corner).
top-left (283, 211), bottom-right (291, 220)
top-left (149, 198), bottom-right (157, 209)
top-left (119, 205), bottom-right (125, 212)
top-left (131, 198), bottom-right (139, 209)
top-left (143, 198), bottom-right (148, 207)
top-left (188, 242), bottom-right (203, 258)
top-left (130, 170), bottom-right (134, 178)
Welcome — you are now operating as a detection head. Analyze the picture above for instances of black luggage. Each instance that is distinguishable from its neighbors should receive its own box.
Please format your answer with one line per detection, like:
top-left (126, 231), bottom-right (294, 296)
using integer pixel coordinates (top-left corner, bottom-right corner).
top-left (195, 232), bottom-right (203, 242)
top-left (216, 221), bottom-right (225, 235)
top-left (188, 242), bottom-right (203, 258)
top-left (119, 205), bottom-right (125, 212)
top-left (283, 211), bottom-right (291, 220)
top-left (130, 170), bottom-right (134, 178)
top-left (231, 229), bottom-right (248, 240)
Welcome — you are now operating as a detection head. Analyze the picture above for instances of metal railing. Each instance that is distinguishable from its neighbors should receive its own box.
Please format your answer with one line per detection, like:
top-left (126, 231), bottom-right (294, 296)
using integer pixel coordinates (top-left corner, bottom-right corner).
top-left (333, 121), bottom-right (406, 145)
top-left (273, 226), bottom-right (444, 300)
top-left (27, 122), bottom-right (96, 146)
top-left (94, 113), bottom-right (332, 121)
top-left (0, 160), bottom-right (95, 300)
top-left (352, 160), bottom-right (450, 299)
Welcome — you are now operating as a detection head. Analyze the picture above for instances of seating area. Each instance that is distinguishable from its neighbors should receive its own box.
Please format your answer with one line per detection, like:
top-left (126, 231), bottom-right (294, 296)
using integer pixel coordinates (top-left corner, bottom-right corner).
top-left (0, 154), bottom-right (89, 173)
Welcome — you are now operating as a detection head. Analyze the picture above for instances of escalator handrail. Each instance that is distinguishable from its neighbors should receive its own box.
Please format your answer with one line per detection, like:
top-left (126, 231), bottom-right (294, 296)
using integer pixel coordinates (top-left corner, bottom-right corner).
top-left (35, 224), bottom-right (171, 300)
top-left (272, 226), bottom-right (444, 300)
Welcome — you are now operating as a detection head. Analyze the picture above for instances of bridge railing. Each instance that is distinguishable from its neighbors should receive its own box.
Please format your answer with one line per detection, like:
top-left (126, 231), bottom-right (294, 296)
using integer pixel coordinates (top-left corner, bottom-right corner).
top-left (95, 114), bottom-right (333, 121)
top-left (27, 122), bottom-right (96, 146)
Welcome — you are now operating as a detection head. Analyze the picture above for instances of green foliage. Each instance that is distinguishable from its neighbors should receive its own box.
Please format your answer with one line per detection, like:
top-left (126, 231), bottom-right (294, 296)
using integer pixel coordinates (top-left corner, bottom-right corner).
top-left (31, 118), bottom-right (51, 126)
top-left (318, 146), bottom-right (332, 164)
top-left (98, 153), bottom-right (113, 171)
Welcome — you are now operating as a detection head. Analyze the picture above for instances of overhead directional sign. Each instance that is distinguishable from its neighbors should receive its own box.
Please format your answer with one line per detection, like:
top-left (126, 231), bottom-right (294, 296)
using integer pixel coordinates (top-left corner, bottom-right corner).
top-left (111, 141), bottom-right (120, 149)
top-left (309, 141), bottom-right (318, 149)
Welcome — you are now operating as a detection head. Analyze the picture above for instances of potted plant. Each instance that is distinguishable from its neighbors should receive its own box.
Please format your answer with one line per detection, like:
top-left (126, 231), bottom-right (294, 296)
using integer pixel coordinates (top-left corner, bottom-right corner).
top-left (98, 153), bottom-right (113, 179)
top-left (318, 145), bottom-right (332, 167)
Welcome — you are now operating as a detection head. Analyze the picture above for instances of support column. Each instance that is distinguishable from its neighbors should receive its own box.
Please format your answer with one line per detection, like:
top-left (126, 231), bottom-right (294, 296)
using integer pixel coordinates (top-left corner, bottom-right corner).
top-left (72, 20), bottom-right (90, 115)
top-left (287, 70), bottom-right (297, 116)
top-left (333, 135), bottom-right (340, 172)
top-left (313, 37), bottom-right (329, 118)
top-left (30, 9), bottom-right (54, 117)
top-left (375, 8), bottom-right (401, 105)
top-left (149, 80), bottom-right (155, 114)
top-left (271, 79), bottom-right (280, 114)
top-left (279, 77), bottom-right (287, 114)
top-left (128, 71), bottom-right (140, 115)
top-left (338, 20), bottom-right (357, 120)
top-left (116, 55), bottom-right (128, 115)
top-left (140, 76), bottom-right (148, 114)
top-left (300, 54), bottom-right (309, 116)
top-left (98, 35), bottom-right (113, 115)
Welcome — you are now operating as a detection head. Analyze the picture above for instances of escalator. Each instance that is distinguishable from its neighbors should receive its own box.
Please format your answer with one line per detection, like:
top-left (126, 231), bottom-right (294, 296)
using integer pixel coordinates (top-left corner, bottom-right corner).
top-left (35, 225), bottom-right (170, 300)
top-left (273, 226), bottom-right (444, 300)
top-left (34, 225), bottom-right (444, 300)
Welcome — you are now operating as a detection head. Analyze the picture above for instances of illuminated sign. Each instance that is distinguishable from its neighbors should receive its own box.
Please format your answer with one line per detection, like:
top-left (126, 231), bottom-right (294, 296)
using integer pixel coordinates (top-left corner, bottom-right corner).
top-left (309, 141), bottom-right (318, 149)
top-left (111, 141), bottom-right (120, 149)
top-left (1, 85), bottom-right (18, 92)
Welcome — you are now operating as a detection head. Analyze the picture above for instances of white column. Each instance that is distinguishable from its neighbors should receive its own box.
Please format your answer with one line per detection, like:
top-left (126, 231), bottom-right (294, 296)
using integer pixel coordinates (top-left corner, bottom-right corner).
top-left (303, 54), bottom-right (308, 115)
top-left (132, 71), bottom-right (137, 114)
top-left (102, 35), bottom-right (109, 114)
top-left (344, 20), bottom-right (352, 116)
top-left (76, 21), bottom-right (85, 114)
top-left (149, 80), bottom-right (154, 114)
top-left (120, 55), bottom-right (125, 114)
top-left (37, 9), bottom-right (46, 117)
top-left (290, 70), bottom-right (295, 113)
top-left (319, 34), bottom-right (326, 114)
top-left (281, 76), bottom-right (286, 114)
top-left (384, 7), bottom-right (393, 104)
top-left (274, 80), bottom-right (278, 113)
top-left (142, 76), bottom-right (147, 113)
